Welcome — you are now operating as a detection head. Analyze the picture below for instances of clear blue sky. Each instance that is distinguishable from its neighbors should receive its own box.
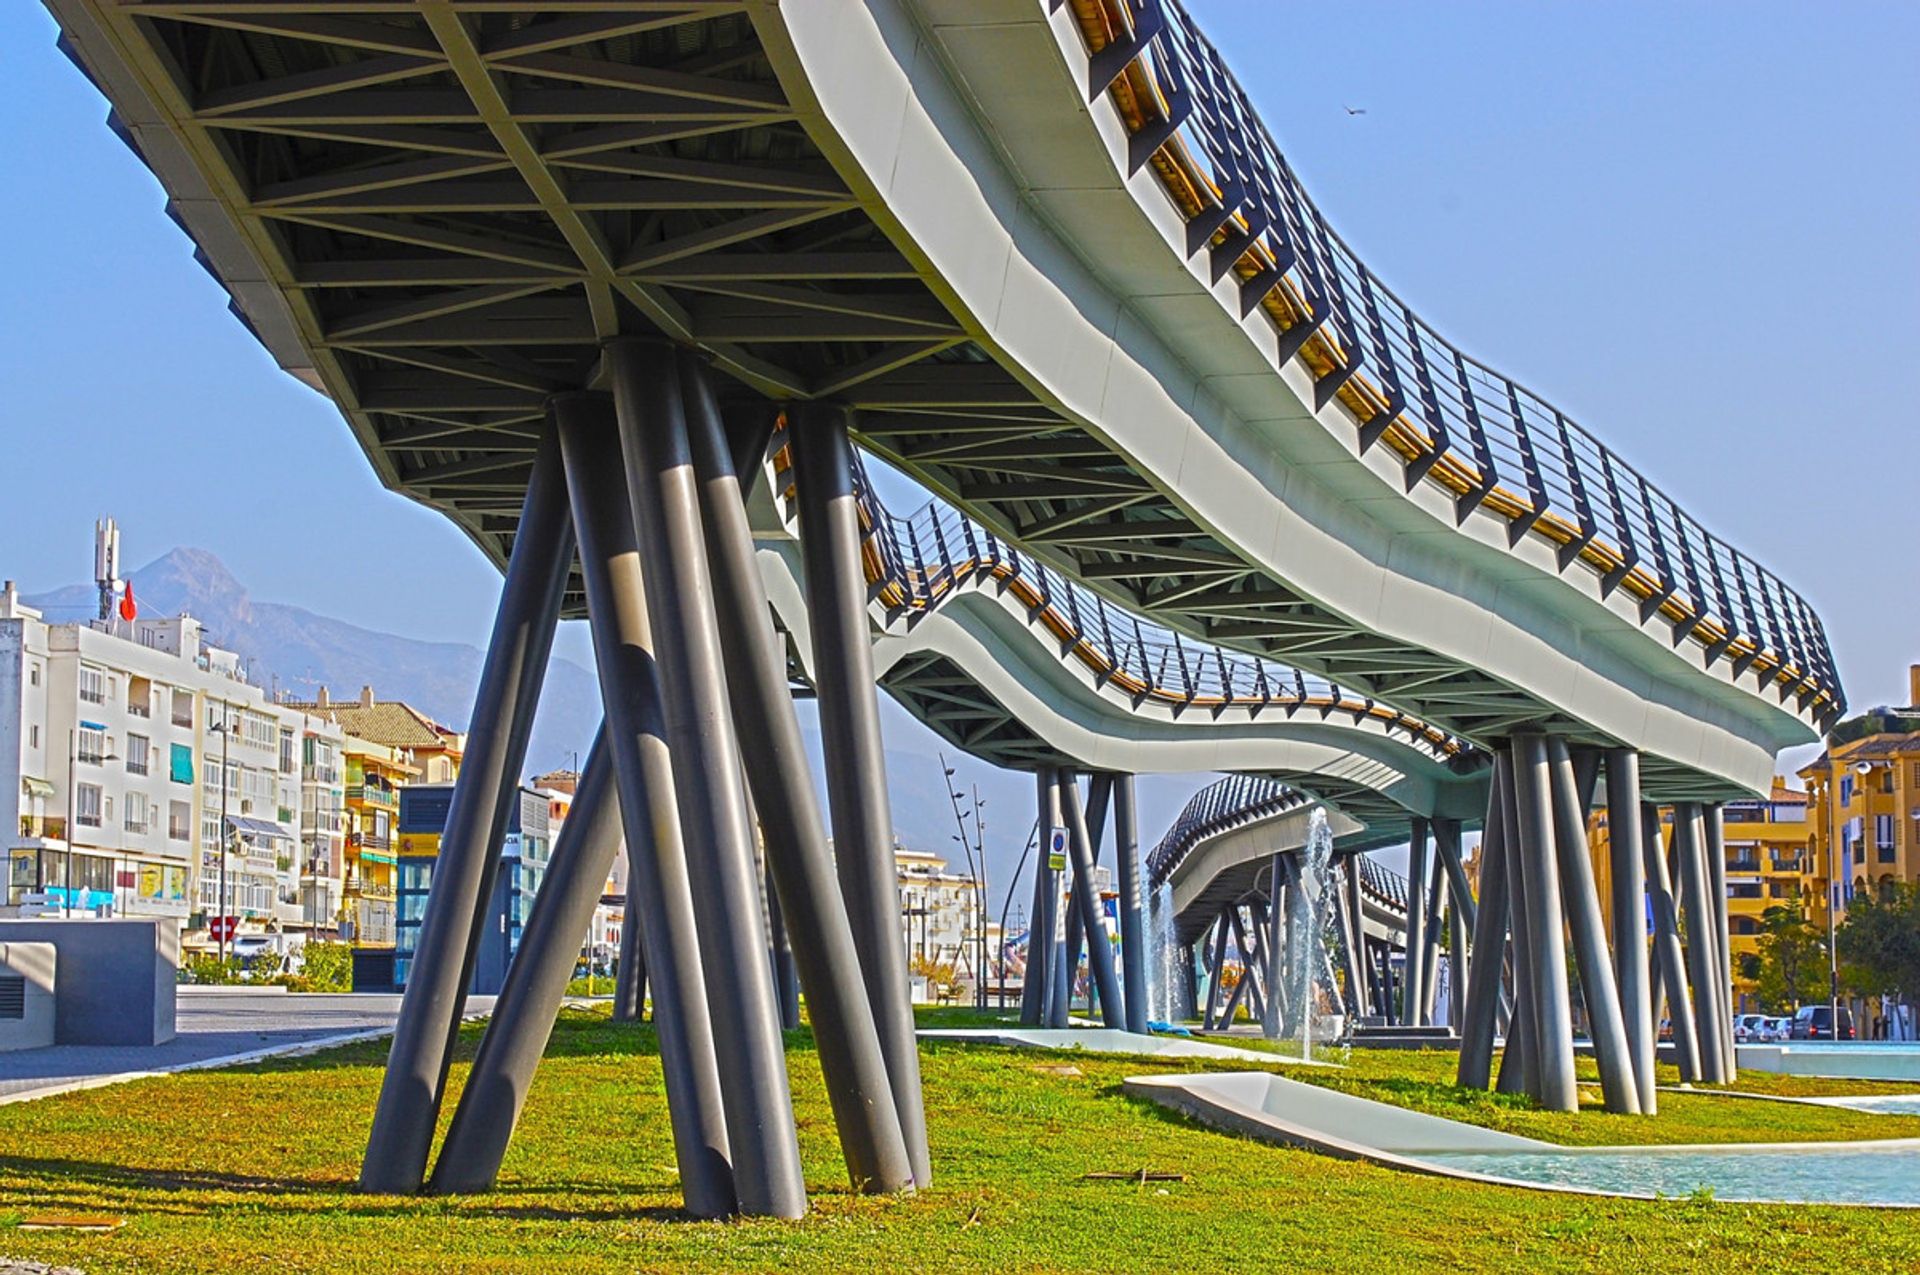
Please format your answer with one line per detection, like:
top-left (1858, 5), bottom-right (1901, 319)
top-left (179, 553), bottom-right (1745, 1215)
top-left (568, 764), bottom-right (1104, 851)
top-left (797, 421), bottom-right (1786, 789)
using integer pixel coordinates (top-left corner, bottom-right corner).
top-left (1, 3), bottom-right (1913, 839)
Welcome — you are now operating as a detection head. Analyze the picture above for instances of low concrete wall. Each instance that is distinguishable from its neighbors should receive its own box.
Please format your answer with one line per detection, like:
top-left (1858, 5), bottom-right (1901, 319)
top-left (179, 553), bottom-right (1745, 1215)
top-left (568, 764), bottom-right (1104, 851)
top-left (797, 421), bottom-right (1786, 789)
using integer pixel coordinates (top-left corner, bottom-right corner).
top-left (0, 919), bottom-right (177, 1045)
top-left (1737, 1043), bottom-right (1920, 1082)
top-left (0, 941), bottom-right (57, 1052)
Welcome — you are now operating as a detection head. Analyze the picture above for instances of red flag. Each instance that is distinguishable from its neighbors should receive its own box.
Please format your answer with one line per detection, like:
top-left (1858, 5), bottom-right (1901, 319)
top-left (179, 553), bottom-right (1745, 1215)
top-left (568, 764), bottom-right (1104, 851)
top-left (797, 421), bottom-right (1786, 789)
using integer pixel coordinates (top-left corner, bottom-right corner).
top-left (119, 581), bottom-right (137, 622)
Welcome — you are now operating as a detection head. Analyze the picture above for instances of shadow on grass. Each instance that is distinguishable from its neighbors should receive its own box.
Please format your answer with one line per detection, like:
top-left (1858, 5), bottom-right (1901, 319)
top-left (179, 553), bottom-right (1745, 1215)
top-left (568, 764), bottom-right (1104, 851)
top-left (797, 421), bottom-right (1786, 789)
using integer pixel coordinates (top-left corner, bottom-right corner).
top-left (0, 1154), bottom-right (691, 1223)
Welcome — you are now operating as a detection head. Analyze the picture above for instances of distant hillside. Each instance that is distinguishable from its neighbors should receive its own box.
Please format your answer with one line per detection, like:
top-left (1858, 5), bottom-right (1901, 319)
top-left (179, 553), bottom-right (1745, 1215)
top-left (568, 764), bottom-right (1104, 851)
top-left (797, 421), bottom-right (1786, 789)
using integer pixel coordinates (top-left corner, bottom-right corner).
top-left (25, 547), bottom-right (600, 773)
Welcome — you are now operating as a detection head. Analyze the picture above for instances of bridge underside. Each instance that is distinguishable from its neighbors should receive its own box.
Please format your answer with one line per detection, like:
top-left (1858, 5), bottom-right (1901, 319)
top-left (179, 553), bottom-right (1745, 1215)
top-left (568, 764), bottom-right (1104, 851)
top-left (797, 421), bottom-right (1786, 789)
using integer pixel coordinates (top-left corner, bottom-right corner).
top-left (48, 0), bottom-right (1824, 802)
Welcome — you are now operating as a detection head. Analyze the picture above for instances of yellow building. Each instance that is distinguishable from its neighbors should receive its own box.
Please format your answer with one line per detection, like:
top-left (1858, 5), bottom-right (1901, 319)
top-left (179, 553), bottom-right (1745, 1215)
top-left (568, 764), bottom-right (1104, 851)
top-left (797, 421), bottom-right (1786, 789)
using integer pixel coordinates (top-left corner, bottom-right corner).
top-left (1587, 780), bottom-right (1809, 1011)
top-left (339, 736), bottom-right (417, 947)
top-left (1798, 669), bottom-right (1920, 925)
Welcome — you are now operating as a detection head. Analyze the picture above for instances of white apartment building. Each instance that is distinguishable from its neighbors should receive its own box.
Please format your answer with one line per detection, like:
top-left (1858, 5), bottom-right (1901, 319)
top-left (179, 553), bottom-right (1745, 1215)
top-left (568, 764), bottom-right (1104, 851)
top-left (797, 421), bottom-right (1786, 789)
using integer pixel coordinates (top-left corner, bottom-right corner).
top-left (894, 844), bottom-right (984, 977)
top-left (0, 581), bottom-right (345, 940)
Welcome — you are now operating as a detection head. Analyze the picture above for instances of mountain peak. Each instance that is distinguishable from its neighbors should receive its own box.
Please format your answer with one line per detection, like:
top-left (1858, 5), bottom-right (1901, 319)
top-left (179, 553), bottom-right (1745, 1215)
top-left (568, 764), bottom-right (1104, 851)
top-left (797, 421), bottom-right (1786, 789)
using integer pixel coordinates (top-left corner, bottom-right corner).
top-left (129, 546), bottom-right (251, 620)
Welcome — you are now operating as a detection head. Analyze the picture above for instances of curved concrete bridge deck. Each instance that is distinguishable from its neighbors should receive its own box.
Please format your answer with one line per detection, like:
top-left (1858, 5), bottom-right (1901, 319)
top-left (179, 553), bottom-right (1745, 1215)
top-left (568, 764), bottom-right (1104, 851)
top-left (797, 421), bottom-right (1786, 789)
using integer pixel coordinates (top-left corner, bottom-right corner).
top-left (44, 0), bottom-right (1839, 802)
top-left (754, 440), bottom-right (1491, 831)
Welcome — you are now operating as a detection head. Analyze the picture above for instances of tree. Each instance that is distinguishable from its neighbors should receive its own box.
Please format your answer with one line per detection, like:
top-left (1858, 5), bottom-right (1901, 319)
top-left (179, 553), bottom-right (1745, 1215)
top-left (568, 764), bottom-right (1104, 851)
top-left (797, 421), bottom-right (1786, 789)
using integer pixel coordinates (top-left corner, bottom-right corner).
top-left (1837, 882), bottom-right (1920, 1009)
top-left (1750, 904), bottom-right (1826, 1013)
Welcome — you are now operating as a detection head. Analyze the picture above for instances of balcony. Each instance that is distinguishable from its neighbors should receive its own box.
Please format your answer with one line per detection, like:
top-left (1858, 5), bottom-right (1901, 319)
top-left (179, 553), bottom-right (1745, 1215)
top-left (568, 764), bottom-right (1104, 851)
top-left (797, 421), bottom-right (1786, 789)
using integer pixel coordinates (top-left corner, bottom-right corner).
top-left (18, 815), bottom-right (66, 841)
top-left (347, 784), bottom-right (399, 810)
top-left (347, 879), bottom-right (395, 901)
top-left (350, 831), bottom-right (392, 852)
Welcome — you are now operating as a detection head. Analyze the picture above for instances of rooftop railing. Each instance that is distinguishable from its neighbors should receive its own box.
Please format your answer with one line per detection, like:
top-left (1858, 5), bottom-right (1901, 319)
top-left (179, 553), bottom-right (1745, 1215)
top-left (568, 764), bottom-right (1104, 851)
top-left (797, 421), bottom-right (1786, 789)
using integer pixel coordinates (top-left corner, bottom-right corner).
top-left (1067, 0), bottom-right (1843, 722)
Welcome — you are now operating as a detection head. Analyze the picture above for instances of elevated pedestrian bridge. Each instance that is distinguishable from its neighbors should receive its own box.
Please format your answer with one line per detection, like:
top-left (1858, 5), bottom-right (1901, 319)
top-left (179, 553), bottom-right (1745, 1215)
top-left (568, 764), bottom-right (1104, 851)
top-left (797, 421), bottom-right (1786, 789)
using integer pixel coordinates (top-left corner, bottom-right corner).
top-left (755, 439), bottom-right (1490, 826)
top-left (47, 0), bottom-right (1839, 803)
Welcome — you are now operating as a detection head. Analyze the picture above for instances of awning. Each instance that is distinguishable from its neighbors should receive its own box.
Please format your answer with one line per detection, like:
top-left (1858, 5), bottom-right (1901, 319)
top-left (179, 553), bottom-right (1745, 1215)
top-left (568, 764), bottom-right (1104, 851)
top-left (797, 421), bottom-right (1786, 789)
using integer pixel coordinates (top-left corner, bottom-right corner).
top-left (20, 776), bottom-right (54, 799)
top-left (358, 849), bottom-right (396, 864)
top-left (226, 815), bottom-right (292, 843)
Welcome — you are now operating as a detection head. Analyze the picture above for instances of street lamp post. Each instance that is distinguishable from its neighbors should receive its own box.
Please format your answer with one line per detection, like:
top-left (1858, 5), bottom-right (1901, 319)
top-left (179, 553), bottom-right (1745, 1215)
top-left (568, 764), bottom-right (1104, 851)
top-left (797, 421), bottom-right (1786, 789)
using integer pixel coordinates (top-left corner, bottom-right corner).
top-left (212, 711), bottom-right (233, 962)
top-left (64, 729), bottom-right (77, 918)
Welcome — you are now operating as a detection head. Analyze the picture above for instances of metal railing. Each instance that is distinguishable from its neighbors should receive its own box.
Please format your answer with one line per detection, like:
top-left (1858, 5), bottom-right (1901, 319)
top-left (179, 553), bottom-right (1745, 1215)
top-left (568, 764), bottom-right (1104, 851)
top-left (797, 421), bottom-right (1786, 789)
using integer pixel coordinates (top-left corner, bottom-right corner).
top-left (1144, 774), bottom-right (1308, 885)
top-left (1067, 0), bottom-right (1843, 720)
top-left (772, 432), bottom-right (1466, 760)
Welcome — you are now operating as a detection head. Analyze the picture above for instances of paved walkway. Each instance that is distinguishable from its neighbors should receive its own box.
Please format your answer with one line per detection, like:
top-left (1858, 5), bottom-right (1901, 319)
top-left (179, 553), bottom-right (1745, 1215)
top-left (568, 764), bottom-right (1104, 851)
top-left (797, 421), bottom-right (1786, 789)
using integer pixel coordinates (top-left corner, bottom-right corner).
top-left (0, 989), bottom-right (493, 1104)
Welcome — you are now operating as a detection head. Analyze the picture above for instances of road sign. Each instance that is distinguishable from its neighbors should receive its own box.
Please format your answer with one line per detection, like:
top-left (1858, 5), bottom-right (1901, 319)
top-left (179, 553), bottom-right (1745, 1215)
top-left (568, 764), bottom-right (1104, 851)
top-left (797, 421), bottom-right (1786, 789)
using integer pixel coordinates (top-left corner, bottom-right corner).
top-left (207, 915), bottom-right (237, 942)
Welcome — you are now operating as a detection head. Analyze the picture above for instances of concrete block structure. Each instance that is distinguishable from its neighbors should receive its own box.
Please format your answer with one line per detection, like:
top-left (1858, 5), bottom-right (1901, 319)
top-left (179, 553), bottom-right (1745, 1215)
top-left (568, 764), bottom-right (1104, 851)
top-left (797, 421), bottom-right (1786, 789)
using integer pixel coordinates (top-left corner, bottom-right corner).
top-left (0, 918), bottom-right (176, 1046)
top-left (0, 940), bottom-right (56, 1052)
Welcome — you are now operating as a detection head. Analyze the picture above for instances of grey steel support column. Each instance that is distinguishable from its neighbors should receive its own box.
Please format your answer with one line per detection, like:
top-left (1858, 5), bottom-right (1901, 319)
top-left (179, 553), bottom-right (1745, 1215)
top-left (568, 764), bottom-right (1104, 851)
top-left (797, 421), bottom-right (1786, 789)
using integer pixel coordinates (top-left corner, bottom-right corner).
top-left (1674, 803), bottom-right (1727, 1083)
top-left (1061, 771), bottom-right (1124, 1028)
top-left (1402, 818), bottom-right (1429, 1027)
top-left (608, 341), bottom-right (804, 1218)
top-left (1251, 894), bottom-right (1282, 1029)
top-left (766, 874), bottom-right (801, 1032)
top-left (1226, 905), bottom-right (1266, 1026)
top-left (1433, 820), bottom-right (1478, 933)
top-left (1019, 770), bottom-right (1054, 1026)
top-left (1262, 855), bottom-right (1286, 1040)
top-left (1044, 771), bottom-right (1072, 1028)
top-left (1545, 739), bottom-right (1640, 1114)
top-left (1604, 751), bottom-right (1657, 1113)
top-left (557, 395), bottom-right (734, 1218)
top-left (1331, 866), bottom-right (1363, 1023)
top-left (1343, 856), bottom-right (1371, 1019)
top-left (1454, 812), bottom-right (1507, 1087)
top-left (1457, 785), bottom-right (1510, 1087)
top-left (1511, 735), bottom-right (1577, 1111)
top-left (1419, 859), bottom-right (1446, 1027)
top-left (1703, 803), bottom-right (1737, 1079)
top-left (360, 430), bottom-right (571, 1196)
top-left (1202, 909), bottom-right (1230, 1029)
top-left (789, 401), bottom-right (930, 1186)
top-left (1495, 755), bottom-right (1536, 1094)
top-left (1448, 895), bottom-right (1468, 1029)
top-left (1111, 775), bottom-right (1150, 1033)
top-left (682, 356), bottom-right (912, 1193)
top-left (1061, 775), bottom-right (1111, 991)
top-left (431, 730), bottom-right (622, 1193)
top-left (1643, 804), bottom-right (1701, 1083)
top-left (613, 884), bottom-right (647, 1022)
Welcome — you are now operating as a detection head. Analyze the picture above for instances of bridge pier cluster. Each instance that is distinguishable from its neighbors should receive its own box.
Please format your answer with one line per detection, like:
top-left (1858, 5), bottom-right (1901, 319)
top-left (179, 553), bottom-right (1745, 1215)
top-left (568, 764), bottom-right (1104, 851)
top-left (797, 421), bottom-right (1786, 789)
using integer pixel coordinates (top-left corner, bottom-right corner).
top-left (1020, 768), bottom-right (1151, 1034)
top-left (357, 343), bottom-right (927, 1216)
top-left (1456, 738), bottom-right (1737, 1113)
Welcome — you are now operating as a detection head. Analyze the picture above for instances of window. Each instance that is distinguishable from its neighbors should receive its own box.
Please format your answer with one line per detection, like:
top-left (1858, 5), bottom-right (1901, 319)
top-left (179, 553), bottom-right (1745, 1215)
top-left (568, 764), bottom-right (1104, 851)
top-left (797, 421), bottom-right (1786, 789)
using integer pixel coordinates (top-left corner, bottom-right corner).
top-left (171, 688), bottom-right (193, 727)
top-left (126, 734), bottom-right (150, 776)
top-left (125, 792), bottom-right (151, 835)
top-left (28, 665), bottom-right (39, 687)
top-left (77, 726), bottom-right (108, 765)
top-left (279, 728), bottom-right (296, 775)
top-left (78, 665), bottom-right (106, 705)
top-left (169, 742), bottom-right (194, 785)
top-left (1876, 814), bottom-right (1896, 862)
top-left (1884, 769), bottom-right (1896, 795)
top-left (28, 725), bottom-right (38, 749)
top-left (127, 675), bottom-right (153, 718)
top-left (75, 783), bottom-right (103, 828)
top-left (1839, 775), bottom-right (1854, 805)
top-left (169, 800), bottom-right (191, 841)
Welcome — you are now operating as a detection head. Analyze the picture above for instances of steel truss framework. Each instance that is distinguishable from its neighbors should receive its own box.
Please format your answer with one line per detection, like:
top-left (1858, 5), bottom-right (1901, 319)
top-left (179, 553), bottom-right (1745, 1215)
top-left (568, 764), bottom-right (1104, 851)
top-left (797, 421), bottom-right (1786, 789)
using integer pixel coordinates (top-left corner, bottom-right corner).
top-left (47, 0), bottom-right (1836, 806)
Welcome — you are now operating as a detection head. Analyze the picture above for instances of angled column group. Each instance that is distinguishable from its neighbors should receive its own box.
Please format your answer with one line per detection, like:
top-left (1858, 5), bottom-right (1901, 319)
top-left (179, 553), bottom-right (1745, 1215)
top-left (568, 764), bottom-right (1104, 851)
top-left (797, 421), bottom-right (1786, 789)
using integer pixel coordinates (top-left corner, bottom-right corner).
top-left (1019, 769), bottom-right (1150, 1031)
top-left (359, 343), bottom-right (926, 1216)
top-left (1457, 735), bottom-right (1738, 1112)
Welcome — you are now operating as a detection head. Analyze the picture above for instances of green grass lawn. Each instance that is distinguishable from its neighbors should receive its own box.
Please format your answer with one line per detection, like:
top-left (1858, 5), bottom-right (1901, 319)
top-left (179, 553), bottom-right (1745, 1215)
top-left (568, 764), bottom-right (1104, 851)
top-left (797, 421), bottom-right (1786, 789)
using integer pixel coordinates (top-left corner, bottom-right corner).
top-left (2, 1007), bottom-right (1917, 1273)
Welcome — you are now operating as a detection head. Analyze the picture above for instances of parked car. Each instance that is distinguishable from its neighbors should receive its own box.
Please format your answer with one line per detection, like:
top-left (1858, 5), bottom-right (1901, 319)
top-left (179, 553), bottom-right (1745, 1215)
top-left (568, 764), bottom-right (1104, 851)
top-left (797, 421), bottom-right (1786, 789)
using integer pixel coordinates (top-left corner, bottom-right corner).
top-left (1789, 1005), bottom-right (1856, 1040)
top-left (1733, 1013), bottom-right (1771, 1043)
